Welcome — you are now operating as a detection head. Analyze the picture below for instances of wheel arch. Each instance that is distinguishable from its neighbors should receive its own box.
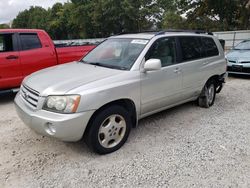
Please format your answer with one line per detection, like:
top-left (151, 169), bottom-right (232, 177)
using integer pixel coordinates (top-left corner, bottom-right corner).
top-left (206, 75), bottom-right (219, 84)
top-left (83, 98), bottom-right (137, 138)
top-left (205, 75), bottom-right (222, 89)
top-left (206, 74), bottom-right (226, 93)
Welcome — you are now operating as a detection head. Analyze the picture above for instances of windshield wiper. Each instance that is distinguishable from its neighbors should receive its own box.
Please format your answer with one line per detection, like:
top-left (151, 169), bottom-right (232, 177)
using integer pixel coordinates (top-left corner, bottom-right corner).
top-left (88, 62), bottom-right (128, 70)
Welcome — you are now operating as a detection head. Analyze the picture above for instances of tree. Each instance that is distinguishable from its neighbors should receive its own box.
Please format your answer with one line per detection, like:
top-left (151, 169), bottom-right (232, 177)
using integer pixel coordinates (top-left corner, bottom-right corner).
top-left (176, 0), bottom-right (250, 31)
top-left (71, 0), bottom-right (176, 37)
top-left (11, 0), bottom-right (177, 38)
top-left (71, 0), bottom-right (95, 38)
top-left (12, 6), bottom-right (49, 29)
top-left (11, 0), bottom-right (250, 39)
top-left (0, 24), bottom-right (10, 29)
top-left (47, 3), bottom-right (67, 39)
top-left (12, 9), bottom-right (30, 28)
top-left (161, 11), bottom-right (186, 29)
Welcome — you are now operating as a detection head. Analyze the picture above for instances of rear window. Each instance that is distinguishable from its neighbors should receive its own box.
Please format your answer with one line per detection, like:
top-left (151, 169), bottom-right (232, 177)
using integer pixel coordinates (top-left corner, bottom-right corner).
top-left (0, 34), bottom-right (14, 52)
top-left (20, 33), bottom-right (42, 51)
top-left (201, 37), bottom-right (219, 57)
top-left (179, 36), bottom-right (202, 61)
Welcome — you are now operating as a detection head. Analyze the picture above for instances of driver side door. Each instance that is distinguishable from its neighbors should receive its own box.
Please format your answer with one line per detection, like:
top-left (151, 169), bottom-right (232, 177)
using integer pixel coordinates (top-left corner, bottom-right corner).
top-left (140, 37), bottom-right (182, 116)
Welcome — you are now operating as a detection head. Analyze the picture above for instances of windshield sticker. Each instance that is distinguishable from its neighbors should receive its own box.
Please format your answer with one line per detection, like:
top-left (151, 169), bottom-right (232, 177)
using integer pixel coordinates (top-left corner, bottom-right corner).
top-left (131, 40), bottom-right (148, 45)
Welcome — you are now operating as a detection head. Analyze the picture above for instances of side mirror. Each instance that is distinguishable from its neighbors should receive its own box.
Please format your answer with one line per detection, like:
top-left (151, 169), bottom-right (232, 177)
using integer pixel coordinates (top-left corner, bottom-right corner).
top-left (144, 59), bottom-right (161, 72)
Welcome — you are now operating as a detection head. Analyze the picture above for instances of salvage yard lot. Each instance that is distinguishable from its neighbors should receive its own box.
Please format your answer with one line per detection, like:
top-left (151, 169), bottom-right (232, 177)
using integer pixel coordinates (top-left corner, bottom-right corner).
top-left (0, 76), bottom-right (250, 188)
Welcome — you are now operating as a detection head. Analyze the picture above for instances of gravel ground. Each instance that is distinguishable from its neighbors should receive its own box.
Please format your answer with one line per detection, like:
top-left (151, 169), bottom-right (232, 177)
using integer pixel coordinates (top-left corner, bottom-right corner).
top-left (0, 76), bottom-right (250, 188)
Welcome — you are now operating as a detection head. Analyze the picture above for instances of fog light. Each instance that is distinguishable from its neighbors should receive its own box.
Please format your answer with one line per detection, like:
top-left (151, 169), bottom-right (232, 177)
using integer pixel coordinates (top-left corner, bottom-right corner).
top-left (45, 122), bottom-right (56, 135)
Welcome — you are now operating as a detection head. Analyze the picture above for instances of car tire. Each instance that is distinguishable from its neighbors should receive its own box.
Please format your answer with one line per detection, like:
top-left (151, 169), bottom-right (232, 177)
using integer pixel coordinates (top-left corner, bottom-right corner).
top-left (198, 80), bottom-right (216, 108)
top-left (85, 105), bottom-right (132, 154)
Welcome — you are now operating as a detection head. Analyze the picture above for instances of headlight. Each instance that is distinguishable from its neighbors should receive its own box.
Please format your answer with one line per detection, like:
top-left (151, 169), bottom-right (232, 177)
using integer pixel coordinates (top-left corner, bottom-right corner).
top-left (43, 95), bottom-right (81, 113)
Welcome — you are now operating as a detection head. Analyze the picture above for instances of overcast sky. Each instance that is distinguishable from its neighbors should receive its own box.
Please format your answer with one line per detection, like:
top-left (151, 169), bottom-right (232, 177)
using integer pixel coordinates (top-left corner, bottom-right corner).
top-left (0, 0), bottom-right (69, 24)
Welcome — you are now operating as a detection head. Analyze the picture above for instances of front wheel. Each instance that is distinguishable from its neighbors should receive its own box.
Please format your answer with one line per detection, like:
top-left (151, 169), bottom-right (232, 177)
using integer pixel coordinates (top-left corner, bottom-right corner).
top-left (198, 81), bottom-right (216, 108)
top-left (85, 105), bottom-right (132, 154)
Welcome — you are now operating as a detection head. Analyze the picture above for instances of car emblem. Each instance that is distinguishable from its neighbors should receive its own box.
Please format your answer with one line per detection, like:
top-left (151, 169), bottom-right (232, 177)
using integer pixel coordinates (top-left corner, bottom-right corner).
top-left (23, 92), bottom-right (29, 99)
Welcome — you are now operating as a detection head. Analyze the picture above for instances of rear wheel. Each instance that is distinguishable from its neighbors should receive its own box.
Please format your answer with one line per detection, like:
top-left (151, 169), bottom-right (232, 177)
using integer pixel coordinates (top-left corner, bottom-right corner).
top-left (85, 105), bottom-right (131, 154)
top-left (198, 81), bottom-right (216, 108)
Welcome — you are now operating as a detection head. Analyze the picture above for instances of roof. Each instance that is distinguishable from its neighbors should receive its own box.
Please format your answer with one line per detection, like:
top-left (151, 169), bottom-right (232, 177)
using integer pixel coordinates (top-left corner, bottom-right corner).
top-left (110, 33), bottom-right (155, 39)
top-left (0, 29), bottom-right (45, 33)
top-left (110, 31), bottom-right (215, 40)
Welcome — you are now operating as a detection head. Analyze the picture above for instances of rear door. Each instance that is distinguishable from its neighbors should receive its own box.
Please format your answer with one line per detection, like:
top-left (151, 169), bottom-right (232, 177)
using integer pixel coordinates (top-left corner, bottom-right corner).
top-left (0, 33), bottom-right (22, 89)
top-left (177, 36), bottom-right (205, 99)
top-left (200, 36), bottom-right (220, 78)
top-left (18, 32), bottom-right (57, 76)
top-left (140, 37), bottom-right (182, 115)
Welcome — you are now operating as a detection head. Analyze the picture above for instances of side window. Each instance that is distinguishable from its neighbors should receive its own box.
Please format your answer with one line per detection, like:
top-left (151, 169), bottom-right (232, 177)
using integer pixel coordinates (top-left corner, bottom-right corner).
top-left (201, 37), bottom-right (219, 57)
top-left (0, 34), bottom-right (14, 52)
top-left (19, 33), bottom-right (42, 51)
top-left (146, 37), bottom-right (177, 67)
top-left (179, 36), bottom-right (202, 61)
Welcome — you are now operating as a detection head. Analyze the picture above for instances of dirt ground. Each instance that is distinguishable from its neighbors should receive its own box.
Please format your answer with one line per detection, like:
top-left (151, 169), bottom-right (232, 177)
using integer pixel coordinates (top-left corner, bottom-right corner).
top-left (0, 76), bottom-right (250, 188)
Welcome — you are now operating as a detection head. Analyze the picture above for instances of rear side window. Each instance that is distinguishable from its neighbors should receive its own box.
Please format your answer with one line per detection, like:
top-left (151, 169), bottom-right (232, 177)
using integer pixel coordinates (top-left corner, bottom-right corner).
top-left (201, 37), bottom-right (219, 57)
top-left (179, 37), bottom-right (202, 61)
top-left (0, 34), bottom-right (14, 52)
top-left (20, 33), bottom-right (42, 51)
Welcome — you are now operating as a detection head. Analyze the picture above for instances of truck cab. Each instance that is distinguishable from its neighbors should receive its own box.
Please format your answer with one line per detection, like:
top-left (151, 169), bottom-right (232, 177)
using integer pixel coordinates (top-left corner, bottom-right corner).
top-left (0, 29), bottom-right (95, 92)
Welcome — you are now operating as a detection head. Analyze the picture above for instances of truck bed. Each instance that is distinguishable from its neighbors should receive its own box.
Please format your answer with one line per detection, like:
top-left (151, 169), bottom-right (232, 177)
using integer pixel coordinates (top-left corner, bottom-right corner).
top-left (56, 45), bottom-right (96, 64)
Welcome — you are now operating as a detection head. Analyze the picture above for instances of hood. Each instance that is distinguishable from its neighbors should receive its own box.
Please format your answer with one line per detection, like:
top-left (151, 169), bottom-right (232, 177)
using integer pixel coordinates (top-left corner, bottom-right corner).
top-left (24, 62), bottom-right (123, 96)
top-left (226, 49), bottom-right (250, 59)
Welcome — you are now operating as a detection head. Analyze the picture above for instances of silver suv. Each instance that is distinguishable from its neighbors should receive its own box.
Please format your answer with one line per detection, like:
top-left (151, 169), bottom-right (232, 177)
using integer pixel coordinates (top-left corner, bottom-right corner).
top-left (15, 31), bottom-right (227, 154)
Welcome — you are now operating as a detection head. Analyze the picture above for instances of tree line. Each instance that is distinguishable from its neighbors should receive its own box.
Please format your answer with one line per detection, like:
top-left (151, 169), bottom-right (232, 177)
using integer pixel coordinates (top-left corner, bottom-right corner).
top-left (8, 0), bottom-right (250, 39)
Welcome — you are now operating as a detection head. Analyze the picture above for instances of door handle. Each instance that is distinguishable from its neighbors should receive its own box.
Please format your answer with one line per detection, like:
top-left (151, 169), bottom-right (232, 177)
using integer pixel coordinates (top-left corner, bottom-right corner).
top-left (6, 55), bottom-right (19, 60)
top-left (174, 67), bottom-right (181, 73)
top-left (203, 62), bottom-right (209, 65)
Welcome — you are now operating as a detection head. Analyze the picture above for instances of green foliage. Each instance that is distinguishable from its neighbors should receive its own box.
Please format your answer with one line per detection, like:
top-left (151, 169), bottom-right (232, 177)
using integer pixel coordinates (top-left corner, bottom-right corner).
top-left (161, 11), bottom-right (186, 29)
top-left (11, 0), bottom-right (250, 39)
top-left (174, 0), bottom-right (250, 31)
top-left (0, 24), bottom-right (10, 29)
top-left (12, 6), bottom-right (49, 29)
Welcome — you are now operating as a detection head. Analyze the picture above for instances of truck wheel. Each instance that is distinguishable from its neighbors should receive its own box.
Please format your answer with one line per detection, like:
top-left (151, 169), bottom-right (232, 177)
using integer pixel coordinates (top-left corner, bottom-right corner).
top-left (85, 105), bottom-right (132, 154)
top-left (198, 81), bottom-right (216, 108)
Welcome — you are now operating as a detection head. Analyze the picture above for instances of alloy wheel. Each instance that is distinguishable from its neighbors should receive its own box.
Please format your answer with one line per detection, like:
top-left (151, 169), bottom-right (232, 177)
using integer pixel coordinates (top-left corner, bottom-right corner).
top-left (98, 114), bottom-right (126, 148)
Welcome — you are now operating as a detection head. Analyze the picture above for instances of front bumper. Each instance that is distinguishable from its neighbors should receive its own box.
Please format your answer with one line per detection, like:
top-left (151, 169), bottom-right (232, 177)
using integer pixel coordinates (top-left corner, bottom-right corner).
top-left (227, 62), bottom-right (250, 75)
top-left (14, 92), bottom-right (95, 142)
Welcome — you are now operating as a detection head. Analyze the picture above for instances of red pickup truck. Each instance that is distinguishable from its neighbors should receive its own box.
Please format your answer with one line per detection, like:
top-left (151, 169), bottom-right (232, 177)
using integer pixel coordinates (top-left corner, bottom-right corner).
top-left (0, 29), bottom-right (96, 93)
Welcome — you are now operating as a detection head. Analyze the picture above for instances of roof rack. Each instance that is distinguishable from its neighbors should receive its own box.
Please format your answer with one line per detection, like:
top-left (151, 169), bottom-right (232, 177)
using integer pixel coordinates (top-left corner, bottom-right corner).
top-left (116, 29), bottom-right (214, 36)
top-left (155, 29), bottom-right (214, 36)
top-left (116, 30), bottom-right (161, 35)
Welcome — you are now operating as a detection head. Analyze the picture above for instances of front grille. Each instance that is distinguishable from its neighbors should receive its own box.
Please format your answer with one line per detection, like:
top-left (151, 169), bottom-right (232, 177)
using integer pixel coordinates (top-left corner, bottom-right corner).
top-left (227, 66), bottom-right (250, 73)
top-left (243, 67), bottom-right (250, 73)
top-left (241, 61), bottom-right (250, 64)
top-left (20, 85), bottom-right (40, 108)
top-left (227, 66), bottom-right (231, 71)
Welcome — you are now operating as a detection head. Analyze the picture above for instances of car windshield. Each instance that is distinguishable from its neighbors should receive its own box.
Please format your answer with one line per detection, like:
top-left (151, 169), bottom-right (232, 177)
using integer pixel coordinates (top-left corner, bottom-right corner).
top-left (81, 38), bottom-right (149, 70)
top-left (234, 40), bottom-right (250, 50)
